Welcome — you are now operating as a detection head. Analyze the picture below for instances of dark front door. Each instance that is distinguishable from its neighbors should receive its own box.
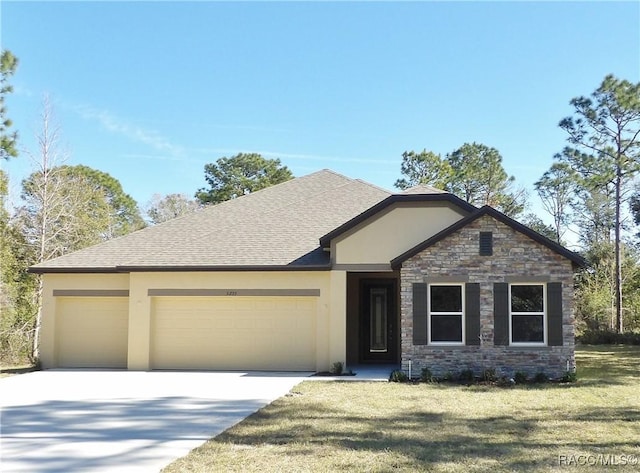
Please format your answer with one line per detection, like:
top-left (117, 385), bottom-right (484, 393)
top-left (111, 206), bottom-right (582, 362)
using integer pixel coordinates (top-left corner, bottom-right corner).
top-left (360, 279), bottom-right (397, 363)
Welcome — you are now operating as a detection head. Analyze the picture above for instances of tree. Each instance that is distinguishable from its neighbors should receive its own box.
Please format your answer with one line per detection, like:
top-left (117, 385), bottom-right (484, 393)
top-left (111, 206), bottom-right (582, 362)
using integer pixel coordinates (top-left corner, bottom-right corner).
top-left (57, 165), bottom-right (145, 238)
top-left (1, 50), bottom-right (19, 159)
top-left (1, 170), bottom-right (38, 363)
top-left (534, 162), bottom-right (575, 244)
top-left (16, 98), bottom-right (109, 261)
top-left (522, 213), bottom-right (560, 243)
top-left (145, 193), bottom-right (200, 224)
top-left (551, 148), bottom-right (617, 247)
top-left (18, 166), bottom-right (141, 257)
top-left (13, 96), bottom-right (144, 360)
top-left (446, 142), bottom-right (525, 215)
top-left (195, 153), bottom-right (293, 205)
top-left (575, 241), bottom-right (640, 334)
top-left (559, 75), bottom-right (640, 333)
top-left (15, 98), bottom-right (103, 360)
top-left (394, 150), bottom-right (452, 190)
top-left (394, 143), bottom-right (526, 217)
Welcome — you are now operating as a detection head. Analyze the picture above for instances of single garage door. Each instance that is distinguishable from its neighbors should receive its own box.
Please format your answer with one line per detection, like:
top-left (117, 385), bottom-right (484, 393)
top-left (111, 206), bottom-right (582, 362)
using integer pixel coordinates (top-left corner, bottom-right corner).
top-left (56, 297), bottom-right (129, 368)
top-left (151, 296), bottom-right (317, 371)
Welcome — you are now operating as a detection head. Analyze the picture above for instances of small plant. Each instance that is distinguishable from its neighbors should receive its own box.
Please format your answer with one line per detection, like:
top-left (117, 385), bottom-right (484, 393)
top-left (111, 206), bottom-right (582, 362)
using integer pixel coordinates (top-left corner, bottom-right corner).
top-left (481, 368), bottom-right (497, 383)
top-left (420, 367), bottom-right (435, 383)
top-left (441, 371), bottom-right (455, 382)
top-left (496, 376), bottom-right (515, 387)
top-left (459, 368), bottom-right (475, 384)
top-left (389, 369), bottom-right (408, 383)
top-left (533, 371), bottom-right (549, 383)
top-left (561, 370), bottom-right (577, 383)
top-left (514, 371), bottom-right (528, 384)
top-left (330, 361), bottom-right (343, 375)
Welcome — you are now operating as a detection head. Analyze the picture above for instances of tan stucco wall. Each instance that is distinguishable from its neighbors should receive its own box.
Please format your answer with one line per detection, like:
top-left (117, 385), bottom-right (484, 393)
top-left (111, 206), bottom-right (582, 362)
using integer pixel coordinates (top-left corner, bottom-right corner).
top-left (40, 270), bottom-right (344, 372)
top-left (334, 203), bottom-right (467, 266)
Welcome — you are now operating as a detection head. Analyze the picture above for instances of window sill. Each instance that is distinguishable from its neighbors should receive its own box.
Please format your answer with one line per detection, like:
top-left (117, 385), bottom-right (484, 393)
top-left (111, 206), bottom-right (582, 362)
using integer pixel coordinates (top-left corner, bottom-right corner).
top-left (423, 344), bottom-right (471, 350)
top-left (505, 345), bottom-right (550, 350)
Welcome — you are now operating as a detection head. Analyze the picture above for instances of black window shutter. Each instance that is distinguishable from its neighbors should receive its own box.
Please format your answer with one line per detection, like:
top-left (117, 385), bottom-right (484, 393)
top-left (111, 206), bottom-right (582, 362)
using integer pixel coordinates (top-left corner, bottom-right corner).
top-left (494, 283), bottom-right (509, 346)
top-left (465, 283), bottom-right (481, 345)
top-left (547, 282), bottom-right (563, 346)
top-left (413, 283), bottom-right (428, 345)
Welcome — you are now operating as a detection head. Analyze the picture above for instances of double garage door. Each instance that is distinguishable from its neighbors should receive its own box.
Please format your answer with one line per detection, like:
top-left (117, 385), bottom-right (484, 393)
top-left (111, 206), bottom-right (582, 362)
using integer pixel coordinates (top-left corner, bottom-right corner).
top-left (151, 296), bottom-right (316, 371)
top-left (55, 295), bottom-right (317, 371)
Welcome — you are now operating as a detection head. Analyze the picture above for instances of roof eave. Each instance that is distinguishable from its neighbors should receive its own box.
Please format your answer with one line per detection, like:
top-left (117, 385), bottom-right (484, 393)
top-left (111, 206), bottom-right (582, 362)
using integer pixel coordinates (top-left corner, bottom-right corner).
top-left (30, 264), bottom-right (333, 274)
top-left (117, 264), bottom-right (333, 272)
top-left (28, 266), bottom-right (121, 274)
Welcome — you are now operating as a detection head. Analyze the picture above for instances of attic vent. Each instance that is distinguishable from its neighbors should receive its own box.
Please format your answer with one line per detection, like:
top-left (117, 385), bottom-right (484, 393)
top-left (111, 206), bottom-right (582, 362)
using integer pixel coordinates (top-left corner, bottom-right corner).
top-left (479, 232), bottom-right (493, 256)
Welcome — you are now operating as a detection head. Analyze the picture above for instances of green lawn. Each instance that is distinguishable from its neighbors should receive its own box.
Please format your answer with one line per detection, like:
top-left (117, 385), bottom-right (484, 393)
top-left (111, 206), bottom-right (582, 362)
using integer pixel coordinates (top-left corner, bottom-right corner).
top-left (164, 346), bottom-right (640, 472)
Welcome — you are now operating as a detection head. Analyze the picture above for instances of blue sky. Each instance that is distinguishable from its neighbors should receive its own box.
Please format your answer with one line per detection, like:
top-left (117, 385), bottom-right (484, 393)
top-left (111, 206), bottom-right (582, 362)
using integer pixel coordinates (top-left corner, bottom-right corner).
top-left (2, 1), bottom-right (639, 218)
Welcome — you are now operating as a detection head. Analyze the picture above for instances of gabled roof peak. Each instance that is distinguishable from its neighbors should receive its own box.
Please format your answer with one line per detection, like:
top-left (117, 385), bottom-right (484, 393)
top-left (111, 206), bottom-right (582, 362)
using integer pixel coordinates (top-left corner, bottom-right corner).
top-left (319, 193), bottom-right (477, 248)
top-left (399, 184), bottom-right (446, 195)
top-left (390, 205), bottom-right (587, 269)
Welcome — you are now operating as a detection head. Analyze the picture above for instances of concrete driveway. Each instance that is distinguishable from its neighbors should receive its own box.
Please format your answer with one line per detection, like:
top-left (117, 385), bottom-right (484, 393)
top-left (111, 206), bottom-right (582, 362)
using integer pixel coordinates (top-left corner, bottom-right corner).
top-left (0, 370), bottom-right (310, 473)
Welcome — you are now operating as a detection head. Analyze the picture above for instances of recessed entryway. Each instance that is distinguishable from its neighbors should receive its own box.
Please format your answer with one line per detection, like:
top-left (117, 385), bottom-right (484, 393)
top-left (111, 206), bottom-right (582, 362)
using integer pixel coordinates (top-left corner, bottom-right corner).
top-left (346, 272), bottom-right (400, 366)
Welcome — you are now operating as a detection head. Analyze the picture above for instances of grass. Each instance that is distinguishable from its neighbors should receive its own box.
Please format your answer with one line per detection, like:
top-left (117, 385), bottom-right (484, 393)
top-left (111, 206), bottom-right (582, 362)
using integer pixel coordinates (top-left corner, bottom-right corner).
top-left (163, 346), bottom-right (640, 472)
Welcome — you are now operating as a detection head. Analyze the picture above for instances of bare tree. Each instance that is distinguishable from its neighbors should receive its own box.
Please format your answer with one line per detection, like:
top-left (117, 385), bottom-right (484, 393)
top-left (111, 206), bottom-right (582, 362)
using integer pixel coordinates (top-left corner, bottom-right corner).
top-left (15, 95), bottom-right (103, 360)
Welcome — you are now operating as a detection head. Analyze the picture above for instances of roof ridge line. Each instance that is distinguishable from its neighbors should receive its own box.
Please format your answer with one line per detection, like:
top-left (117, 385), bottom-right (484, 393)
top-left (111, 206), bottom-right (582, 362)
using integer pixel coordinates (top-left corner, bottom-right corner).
top-left (355, 178), bottom-right (392, 194)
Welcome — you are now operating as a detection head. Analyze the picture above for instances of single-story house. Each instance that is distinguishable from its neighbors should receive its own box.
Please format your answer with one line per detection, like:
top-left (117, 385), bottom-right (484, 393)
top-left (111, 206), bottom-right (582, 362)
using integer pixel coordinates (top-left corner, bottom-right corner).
top-left (31, 169), bottom-right (586, 378)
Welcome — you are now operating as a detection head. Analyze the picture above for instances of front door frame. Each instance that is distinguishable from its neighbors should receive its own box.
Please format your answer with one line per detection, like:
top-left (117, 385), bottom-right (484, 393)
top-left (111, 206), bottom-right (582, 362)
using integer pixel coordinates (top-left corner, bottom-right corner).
top-left (346, 272), bottom-right (400, 365)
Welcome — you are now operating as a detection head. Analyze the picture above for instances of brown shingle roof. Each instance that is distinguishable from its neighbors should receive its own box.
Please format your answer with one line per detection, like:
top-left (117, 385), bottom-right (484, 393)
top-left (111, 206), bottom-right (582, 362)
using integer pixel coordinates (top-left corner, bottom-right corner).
top-left (30, 169), bottom-right (391, 273)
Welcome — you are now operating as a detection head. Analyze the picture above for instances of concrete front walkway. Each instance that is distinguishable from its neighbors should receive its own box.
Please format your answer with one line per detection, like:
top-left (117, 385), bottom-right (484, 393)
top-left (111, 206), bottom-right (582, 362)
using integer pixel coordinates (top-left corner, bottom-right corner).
top-left (0, 370), bottom-right (309, 473)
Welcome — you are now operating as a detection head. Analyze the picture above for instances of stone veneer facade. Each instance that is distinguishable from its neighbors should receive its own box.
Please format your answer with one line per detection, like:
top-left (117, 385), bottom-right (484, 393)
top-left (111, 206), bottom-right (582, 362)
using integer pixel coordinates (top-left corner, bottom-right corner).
top-left (400, 214), bottom-right (576, 379)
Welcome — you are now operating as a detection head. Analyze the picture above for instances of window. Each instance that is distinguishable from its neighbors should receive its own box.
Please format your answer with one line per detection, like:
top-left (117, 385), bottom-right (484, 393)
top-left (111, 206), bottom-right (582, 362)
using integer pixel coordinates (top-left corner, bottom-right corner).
top-left (428, 284), bottom-right (464, 344)
top-left (510, 284), bottom-right (545, 345)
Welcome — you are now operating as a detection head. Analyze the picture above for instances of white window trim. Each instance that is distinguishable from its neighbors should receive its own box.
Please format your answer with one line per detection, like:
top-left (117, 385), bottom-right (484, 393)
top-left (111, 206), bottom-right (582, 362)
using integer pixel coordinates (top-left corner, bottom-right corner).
top-left (428, 283), bottom-right (465, 346)
top-left (509, 283), bottom-right (547, 346)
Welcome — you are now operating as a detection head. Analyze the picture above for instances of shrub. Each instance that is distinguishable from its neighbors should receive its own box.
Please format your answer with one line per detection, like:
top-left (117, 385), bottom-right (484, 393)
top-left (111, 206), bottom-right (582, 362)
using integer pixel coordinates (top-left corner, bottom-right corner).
top-left (496, 376), bottom-right (515, 387)
top-left (459, 368), bottom-right (475, 384)
top-left (330, 361), bottom-right (343, 375)
top-left (420, 367), bottom-right (435, 383)
top-left (389, 370), bottom-right (408, 383)
top-left (561, 370), bottom-right (578, 383)
top-left (577, 329), bottom-right (640, 345)
top-left (481, 368), bottom-right (497, 383)
top-left (533, 371), bottom-right (549, 383)
top-left (441, 371), bottom-right (455, 382)
top-left (514, 371), bottom-right (528, 384)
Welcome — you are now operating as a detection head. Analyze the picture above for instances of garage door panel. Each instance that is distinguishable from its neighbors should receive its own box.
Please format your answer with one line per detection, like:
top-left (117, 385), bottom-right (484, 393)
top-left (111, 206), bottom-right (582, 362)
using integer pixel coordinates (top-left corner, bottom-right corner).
top-left (56, 297), bottom-right (129, 368)
top-left (151, 296), bottom-right (316, 371)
